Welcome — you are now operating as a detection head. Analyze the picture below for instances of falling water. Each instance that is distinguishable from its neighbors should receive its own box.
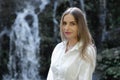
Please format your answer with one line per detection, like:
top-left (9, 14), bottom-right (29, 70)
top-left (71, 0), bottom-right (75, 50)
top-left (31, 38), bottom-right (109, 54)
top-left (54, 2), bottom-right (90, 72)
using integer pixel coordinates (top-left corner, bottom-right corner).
top-left (3, 6), bottom-right (40, 80)
top-left (69, 0), bottom-right (74, 7)
top-left (53, 0), bottom-right (59, 42)
top-left (39, 0), bottom-right (50, 12)
top-left (79, 0), bottom-right (85, 12)
top-left (0, 0), bottom-right (50, 79)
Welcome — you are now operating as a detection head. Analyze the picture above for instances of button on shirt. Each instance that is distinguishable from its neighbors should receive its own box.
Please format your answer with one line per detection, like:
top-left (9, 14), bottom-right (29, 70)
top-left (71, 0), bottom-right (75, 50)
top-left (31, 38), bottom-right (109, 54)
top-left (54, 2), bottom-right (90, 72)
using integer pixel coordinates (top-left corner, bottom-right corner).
top-left (47, 41), bottom-right (96, 80)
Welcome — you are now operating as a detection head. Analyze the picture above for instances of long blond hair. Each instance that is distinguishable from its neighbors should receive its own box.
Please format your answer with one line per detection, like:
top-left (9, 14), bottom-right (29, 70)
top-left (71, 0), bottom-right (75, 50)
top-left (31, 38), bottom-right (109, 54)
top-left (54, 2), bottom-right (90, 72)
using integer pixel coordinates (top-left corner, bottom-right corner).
top-left (60, 7), bottom-right (96, 67)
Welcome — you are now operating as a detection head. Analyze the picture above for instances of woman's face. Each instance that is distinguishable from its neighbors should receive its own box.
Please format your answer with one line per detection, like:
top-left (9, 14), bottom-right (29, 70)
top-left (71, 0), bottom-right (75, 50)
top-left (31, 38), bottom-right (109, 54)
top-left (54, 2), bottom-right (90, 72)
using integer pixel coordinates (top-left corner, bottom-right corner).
top-left (62, 14), bottom-right (78, 41)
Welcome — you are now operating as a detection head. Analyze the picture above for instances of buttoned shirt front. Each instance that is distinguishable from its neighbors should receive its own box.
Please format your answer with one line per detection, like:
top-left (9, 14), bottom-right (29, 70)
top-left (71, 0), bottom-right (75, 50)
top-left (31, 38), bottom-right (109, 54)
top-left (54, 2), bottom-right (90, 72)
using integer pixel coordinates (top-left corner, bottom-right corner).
top-left (47, 41), bottom-right (96, 80)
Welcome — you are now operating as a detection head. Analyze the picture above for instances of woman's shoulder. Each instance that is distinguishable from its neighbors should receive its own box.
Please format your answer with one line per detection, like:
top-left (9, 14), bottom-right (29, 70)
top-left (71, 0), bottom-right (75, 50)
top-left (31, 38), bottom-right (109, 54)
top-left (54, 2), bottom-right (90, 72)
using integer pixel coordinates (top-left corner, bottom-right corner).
top-left (88, 44), bottom-right (96, 51)
top-left (54, 41), bottom-right (66, 49)
top-left (51, 41), bottom-right (65, 60)
top-left (86, 44), bottom-right (97, 57)
top-left (51, 41), bottom-right (65, 54)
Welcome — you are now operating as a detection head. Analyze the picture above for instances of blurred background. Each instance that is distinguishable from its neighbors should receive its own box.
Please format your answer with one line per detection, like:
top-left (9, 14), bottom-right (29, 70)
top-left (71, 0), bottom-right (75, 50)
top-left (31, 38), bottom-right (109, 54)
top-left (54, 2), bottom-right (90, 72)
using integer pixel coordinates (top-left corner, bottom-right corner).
top-left (0, 0), bottom-right (120, 80)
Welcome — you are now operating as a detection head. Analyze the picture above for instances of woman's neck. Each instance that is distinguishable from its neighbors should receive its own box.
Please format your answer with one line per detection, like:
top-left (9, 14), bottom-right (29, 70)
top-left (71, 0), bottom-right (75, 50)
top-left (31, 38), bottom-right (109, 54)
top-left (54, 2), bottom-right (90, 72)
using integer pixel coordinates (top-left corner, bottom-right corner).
top-left (67, 39), bottom-right (78, 47)
top-left (65, 39), bottom-right (78, 52)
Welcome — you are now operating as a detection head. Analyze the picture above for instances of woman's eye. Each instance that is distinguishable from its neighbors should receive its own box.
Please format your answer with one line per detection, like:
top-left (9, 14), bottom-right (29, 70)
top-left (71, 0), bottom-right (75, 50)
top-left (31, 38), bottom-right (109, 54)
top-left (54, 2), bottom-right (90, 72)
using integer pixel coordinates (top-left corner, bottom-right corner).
top-left (70, 22), bottom-right (75, 26)
top-left (63, 22), bottom-right (66, 25)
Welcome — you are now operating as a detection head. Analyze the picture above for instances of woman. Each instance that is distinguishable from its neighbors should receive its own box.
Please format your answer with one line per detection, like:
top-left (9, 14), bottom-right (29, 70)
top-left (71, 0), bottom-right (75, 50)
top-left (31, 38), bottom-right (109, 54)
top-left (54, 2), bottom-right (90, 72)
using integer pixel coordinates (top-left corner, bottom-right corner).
top-left (47, 7), bottom-right (96, 80)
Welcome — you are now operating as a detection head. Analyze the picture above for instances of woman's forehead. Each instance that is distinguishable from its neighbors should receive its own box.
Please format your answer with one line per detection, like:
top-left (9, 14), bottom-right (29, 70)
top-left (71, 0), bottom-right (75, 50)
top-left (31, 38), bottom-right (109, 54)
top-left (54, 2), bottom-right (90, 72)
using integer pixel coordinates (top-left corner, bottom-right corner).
top-left (63, 14), bottom-right (76, 22)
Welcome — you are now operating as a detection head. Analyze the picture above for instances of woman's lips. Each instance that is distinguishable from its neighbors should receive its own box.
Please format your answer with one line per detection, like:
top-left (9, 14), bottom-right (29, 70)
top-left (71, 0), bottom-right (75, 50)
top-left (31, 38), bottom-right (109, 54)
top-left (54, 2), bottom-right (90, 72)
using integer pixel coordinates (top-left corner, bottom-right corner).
top-left (65, 32), bottom-right (72, 35)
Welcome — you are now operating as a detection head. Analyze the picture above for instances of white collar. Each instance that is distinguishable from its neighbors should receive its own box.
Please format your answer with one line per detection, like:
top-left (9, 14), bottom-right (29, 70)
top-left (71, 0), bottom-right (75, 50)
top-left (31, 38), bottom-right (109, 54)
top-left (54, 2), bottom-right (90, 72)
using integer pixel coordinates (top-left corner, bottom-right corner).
top-left (63, 40), bottom-right (83, 51)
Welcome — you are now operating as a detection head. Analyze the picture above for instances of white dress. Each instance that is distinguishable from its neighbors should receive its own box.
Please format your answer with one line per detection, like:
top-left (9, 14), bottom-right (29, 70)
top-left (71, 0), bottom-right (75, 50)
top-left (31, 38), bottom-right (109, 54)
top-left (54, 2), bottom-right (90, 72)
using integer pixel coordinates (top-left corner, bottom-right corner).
top-left (47, 41), bottom-right (96, 80)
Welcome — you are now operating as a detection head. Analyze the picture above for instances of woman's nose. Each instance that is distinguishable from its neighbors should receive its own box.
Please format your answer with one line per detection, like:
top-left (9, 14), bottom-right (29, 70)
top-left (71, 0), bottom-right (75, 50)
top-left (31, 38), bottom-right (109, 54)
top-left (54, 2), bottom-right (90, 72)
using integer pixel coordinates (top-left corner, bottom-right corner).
top-left (64, 24), bottom-right (69, 30)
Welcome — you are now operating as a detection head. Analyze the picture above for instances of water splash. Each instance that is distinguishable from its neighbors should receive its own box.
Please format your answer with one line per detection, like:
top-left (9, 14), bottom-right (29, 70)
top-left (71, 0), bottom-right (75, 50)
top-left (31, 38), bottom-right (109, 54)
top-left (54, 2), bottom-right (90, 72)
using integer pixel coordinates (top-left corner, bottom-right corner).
top-left (39, 0), bottom-right (50, 12)
top-left (3, 7), bottom-right (40, 80)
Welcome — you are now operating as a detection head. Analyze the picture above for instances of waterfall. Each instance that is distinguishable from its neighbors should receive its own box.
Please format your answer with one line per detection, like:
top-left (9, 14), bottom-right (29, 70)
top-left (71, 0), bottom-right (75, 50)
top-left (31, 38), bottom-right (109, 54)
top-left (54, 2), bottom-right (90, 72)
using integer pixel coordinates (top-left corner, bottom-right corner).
top-left (69, 0), bottom-right (74, 7)
top-left (0, 0), bottom-right (50, 79)
top-left (3, 6), bottom-right (40, 80)
top-left (39, 0), bottom-right (50, 12)
top-left (79, 0), bottom-right (85, 12)
top-left (53, 0), bottom-right (59, 42)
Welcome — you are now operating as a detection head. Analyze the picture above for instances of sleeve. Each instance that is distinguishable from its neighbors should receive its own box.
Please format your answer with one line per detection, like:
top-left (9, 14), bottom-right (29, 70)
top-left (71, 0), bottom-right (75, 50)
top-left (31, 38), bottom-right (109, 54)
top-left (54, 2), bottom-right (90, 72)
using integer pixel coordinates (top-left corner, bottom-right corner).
top-left (47, 66), bottom-right (53, 80)
top-left (47, 43), bottom-right (60, 80)
top-left (78, 63), bottom-right (93, 80)
top-left (78, 45), bottom-right (96, 80)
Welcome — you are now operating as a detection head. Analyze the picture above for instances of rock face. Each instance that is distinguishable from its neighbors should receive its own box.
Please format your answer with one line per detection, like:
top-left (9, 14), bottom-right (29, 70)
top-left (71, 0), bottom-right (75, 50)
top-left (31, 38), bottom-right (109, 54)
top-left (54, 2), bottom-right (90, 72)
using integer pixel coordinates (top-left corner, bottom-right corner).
top-left (0, 0), bottom-right (16, 30)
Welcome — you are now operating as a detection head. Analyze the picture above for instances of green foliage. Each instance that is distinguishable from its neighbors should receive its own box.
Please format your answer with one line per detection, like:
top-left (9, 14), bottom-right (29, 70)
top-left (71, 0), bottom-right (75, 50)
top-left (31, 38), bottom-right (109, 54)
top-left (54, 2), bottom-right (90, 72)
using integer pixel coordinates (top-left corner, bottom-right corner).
top-left (97, 47), bottom-right (120, 80)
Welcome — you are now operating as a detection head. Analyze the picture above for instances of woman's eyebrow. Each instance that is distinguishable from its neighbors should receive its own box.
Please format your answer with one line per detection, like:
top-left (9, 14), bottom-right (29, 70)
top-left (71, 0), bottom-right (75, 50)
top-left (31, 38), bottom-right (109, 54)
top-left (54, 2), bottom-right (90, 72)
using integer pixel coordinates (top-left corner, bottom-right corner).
top-left (71, 21), bottom-right (76, 22)
top-left (70, 21), bottom-right (77, 23)
top-left (63, 20), bottom-right (76, 22)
